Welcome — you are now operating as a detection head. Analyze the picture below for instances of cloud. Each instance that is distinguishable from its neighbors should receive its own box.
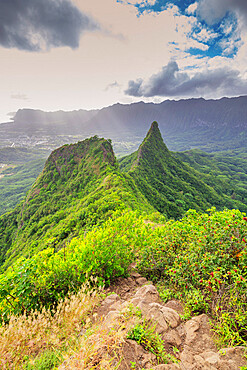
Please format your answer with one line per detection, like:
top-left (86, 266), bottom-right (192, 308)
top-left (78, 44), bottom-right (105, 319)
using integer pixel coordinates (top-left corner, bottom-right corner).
top-left (197, 0), bottom-right (247, 27)
top-left (119, 0), bottom-right (156, 5)
top-left (125, 60), bottom-right (247, 98)
top-left (195, 28), bottom-right (219, 43)
top-left (105, 81), bottom-right (121, 91)
top-left (11, 93), bottom-right (28, 100)
top-left (186, 2), bottom-right (198, 15)
top-left (7, 112), bottom-right (16, 117)
top-left (0, 0), bottom-right (99, 52)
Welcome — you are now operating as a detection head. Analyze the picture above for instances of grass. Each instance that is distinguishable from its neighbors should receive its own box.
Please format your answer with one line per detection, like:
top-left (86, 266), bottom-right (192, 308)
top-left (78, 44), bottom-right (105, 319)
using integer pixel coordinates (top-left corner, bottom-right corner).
top-left (0, 282), bottom-right (102, 369)
top-left (127, 319), bottom-right (178, 364)
top-left (58, 304), bottom-right (144, 369)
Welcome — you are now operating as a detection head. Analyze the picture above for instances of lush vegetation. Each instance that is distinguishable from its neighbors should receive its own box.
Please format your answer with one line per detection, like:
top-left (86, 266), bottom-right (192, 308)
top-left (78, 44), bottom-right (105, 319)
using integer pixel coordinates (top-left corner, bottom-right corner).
top-left (0, 159), bottom-right (45, 216)
top-left (138, 208), bottom-right (247, 346)
top-left (0, 208), bottom-right (246, 347)
top-left (0, 147), bottom-right (49, 165)
top-left (0, 136), bottom-right (153, 270)
top-left (120, 122), bottom-right (247, 218)
top-left (0, 122), bottom-right (247, 367)
top-left (174, 148), bottom-right (247, 206)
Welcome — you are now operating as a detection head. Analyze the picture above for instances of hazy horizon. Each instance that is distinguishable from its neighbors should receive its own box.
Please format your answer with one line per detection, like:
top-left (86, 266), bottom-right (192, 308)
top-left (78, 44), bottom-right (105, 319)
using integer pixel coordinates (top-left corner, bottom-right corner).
top-left (1, 0), bottom-right (247, 123)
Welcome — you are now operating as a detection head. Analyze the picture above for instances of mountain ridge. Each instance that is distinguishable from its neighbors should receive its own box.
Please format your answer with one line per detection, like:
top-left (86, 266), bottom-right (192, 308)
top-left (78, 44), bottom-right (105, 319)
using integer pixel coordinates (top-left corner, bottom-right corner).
top-left (1, 122), bottom-right (247, 270)
top-left (1, 96), bottom-right (247, 153)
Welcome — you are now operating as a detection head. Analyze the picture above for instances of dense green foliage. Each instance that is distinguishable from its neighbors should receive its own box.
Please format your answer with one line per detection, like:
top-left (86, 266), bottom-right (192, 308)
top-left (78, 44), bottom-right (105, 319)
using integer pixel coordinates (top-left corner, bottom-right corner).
top-left (0, 159), bottom-right (45, 216)
top-left (1, 123), bottom-right (247, 269)
top-left (0, 147), bottom-right (49, 164)
top-left (121, 122), bottom-right (247, 218)
top-left (1, 122), bottom-right (247, 348)
top-left (0, 208), bottom-right (246, 346)
top-left (137, 208), bottom-right (247, 345)
top-left (174, 149), bottom-right (247, 205)
top-left (0, 136), bottom-right (153, 270)
top-left (0, 212), bottom-right (148, 318)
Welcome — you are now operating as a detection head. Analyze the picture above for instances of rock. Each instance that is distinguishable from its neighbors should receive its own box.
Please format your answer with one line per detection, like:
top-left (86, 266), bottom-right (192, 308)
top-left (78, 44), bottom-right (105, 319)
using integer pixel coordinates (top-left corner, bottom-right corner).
top-left (202, 351), bottom-right (220, 366)
top-left (125, 339), bottom-right (143, 357)
top-left (218, 359), bottom-right (237, 370)
top-left (149, 303), bottom-right (180, 328)
top-left (184, 318), bottom-right (200, 344)
top-left (218, 347), bottom-right (247, 368)
top-left (102, 293), bottom-right (120, 306)
top-left (130, 298), bottom-right (150, 314)
top-left (147, 303), bottom-right (169, 333)
top-left (163, 329), bottom-right (182, 347)
top-left (142, 351), bottom-right (156, 368)
top-left (109, 301), bottom-right (122, 311)
top-left (121, 339), bottom-right (156, 370)
top-left (136, 277), bottom-right (148, 285)
top-left (131, 272), bottom-right (142, 278)
top-left (134, 284), bottom-right (160, 303)
top-left (161, 306), bottom-right (181, 328)
top-left (219, 347), bottom-right (236, 358)
top-left (180, 349), bottom-right (195, 364)
top-left (151, 364), bottom-right (180, 369)
top-left (104, 310), bottom-right (120, 327)
top-left (164, 300), bottom-right (184, 315)
top-left (194, 354), bottom-right (208, 368)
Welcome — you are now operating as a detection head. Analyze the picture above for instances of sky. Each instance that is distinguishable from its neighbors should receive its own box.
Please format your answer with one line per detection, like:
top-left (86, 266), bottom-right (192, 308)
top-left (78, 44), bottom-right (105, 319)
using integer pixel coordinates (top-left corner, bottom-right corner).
top-left (0, 0), bottom-right (247, 123)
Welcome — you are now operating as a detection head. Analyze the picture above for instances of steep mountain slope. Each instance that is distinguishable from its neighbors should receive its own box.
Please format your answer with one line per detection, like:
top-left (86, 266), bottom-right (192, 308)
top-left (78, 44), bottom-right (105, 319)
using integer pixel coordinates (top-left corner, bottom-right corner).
top-left (1, 122), bottom-right (247, 271)
top-left (0, 136), bottom-right (154, 270)
top-left (0, 159), bottom-right (46, 216)
top-left (174, 149), bottom-right (247, 205)
top-left (120, 122), bottom-right (246, 218)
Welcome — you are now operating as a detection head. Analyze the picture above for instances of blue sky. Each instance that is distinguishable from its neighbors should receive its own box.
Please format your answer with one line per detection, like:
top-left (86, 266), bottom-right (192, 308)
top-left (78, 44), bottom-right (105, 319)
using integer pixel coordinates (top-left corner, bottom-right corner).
top-left (0, 0), bottom-right (246, 122)
top-left (119, 0), bottom-right (241, 59)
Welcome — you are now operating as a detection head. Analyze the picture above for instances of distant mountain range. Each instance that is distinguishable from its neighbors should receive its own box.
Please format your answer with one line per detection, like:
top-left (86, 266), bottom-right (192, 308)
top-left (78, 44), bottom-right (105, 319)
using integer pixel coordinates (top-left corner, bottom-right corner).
top-left (1, 96), bottom-right (247, 152)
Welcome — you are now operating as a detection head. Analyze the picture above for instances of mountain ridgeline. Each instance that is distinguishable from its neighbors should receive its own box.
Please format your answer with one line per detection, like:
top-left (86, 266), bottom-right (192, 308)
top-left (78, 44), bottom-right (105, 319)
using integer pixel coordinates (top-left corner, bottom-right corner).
top-left (0, 123), bottom-right (246, 270)
top-left (1, 96), bottom-right (247, 153)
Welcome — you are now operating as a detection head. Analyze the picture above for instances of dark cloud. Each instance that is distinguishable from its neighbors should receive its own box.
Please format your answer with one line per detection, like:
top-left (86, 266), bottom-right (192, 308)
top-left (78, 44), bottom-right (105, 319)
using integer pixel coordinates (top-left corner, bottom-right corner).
top-left (0, 0), bottom-right (99, 51)
top-left (197, 0), bottom-right (247, 26)
top-left (125, 61), bottom-right (247, 98)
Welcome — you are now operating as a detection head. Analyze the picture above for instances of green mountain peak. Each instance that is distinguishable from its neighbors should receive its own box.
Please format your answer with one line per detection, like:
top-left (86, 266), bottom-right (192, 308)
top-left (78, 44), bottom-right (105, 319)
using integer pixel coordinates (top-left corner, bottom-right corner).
top-left (132, 121), bottom-right (169, 170)
top-left (142, 121), bottom-right (168, 150)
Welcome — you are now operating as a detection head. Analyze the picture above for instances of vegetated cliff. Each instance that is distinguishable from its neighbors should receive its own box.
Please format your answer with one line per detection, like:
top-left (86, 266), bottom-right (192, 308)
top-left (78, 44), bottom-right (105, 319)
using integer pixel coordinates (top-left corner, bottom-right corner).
top-left (1, 122), bottom-right (247, 271)
top-left (0, 136), bottom-right (153, 270)
top-left (120, 122), bottom-right (247, 219)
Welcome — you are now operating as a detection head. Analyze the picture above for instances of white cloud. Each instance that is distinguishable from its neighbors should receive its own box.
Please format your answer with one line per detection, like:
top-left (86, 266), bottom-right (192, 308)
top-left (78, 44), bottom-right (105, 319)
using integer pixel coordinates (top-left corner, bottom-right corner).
top-left (186, 2), bottom-right (198, 15)
top-left (118, 0), bottom-right (156, 6)
top-left (220, 19), bottom-right (234, 36)
top-left (195, 28), bottom-right (219, 43)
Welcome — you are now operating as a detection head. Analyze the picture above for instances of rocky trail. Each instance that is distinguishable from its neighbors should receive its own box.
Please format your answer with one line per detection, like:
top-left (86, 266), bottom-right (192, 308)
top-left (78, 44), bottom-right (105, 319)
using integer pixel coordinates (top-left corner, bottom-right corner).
top-left (60, 272), bottom-right (247, 369)
top-left (97, 272), bottom-right (247, 370)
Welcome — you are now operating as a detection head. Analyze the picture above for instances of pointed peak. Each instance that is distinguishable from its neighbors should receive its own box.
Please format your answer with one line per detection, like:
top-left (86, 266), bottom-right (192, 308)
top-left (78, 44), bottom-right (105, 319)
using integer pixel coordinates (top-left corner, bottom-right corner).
top-left (150, 121), bottom-right (159, 130)
top-left (147, 121), bottom-right (160, 136)
top-left (131, 121), bottom-right (169, 169)
top-left (143, 121), bottom-right (166, 148)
